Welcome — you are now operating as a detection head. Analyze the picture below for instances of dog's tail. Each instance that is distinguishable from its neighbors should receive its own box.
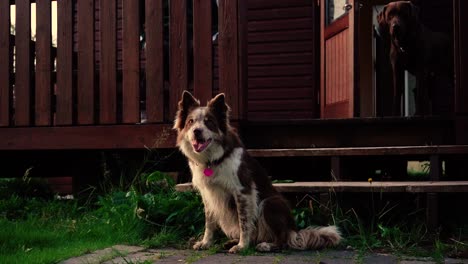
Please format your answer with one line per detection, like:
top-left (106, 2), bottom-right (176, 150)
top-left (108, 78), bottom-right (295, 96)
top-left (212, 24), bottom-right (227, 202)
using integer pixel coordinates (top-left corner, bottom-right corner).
top-left (287, 226), bottom-right (341, 250)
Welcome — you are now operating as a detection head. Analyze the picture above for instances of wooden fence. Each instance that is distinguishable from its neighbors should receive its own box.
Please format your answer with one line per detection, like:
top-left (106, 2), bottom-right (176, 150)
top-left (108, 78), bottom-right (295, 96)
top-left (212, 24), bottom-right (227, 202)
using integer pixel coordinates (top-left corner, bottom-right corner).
top-left (0, 0), bottom-right (246, 149)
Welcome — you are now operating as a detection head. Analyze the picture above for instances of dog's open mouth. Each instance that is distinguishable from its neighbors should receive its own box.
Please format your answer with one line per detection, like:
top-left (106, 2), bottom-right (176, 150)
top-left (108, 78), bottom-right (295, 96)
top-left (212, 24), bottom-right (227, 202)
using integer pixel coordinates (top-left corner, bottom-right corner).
top-left (192, 138), bottom-right (212, 153)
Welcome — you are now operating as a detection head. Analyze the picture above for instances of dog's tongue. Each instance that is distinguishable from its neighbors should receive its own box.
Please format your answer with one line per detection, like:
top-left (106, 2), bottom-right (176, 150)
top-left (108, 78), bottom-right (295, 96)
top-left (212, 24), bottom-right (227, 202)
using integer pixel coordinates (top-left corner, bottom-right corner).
top-left (193, 139), bottom-right (211, 153)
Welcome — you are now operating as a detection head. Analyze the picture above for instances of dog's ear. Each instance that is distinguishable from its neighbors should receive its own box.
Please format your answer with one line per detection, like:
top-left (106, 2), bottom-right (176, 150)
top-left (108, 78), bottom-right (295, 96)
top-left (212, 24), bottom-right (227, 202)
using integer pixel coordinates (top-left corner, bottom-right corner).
top-left (207, 93), bottom-right (231, 133)
top-left (377, 6), bottom-right (389, 38)
top-left (173, 90), bottom-right (200, 131)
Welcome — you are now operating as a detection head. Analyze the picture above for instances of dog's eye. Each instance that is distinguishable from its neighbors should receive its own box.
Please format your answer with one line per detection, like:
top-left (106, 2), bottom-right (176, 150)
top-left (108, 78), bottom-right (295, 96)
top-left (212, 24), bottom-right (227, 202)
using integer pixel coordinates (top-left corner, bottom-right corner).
top-left (187, 119), bottom-right (194, 125)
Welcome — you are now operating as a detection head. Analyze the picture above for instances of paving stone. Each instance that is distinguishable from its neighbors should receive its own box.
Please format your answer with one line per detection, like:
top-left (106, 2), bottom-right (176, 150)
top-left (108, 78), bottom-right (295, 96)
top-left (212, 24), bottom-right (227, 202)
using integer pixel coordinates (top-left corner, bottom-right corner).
top-left (59, 245), bottom-right (144, 264)
top-left (363, 253), bottom-right (398, 264)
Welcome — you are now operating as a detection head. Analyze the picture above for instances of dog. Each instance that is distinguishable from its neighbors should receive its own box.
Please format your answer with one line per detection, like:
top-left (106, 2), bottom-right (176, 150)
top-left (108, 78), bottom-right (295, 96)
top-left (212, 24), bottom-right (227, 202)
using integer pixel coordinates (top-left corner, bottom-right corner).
top-left (174, 91), bottom-right (341, 253)
top-left (377, 1), bottom-right (452, 116)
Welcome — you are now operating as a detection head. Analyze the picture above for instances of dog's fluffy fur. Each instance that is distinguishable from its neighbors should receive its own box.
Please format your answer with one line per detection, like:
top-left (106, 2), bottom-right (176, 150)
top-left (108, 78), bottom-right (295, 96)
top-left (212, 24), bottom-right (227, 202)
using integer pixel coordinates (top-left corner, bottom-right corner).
top-left (174, 91), bottom-right (341, 253)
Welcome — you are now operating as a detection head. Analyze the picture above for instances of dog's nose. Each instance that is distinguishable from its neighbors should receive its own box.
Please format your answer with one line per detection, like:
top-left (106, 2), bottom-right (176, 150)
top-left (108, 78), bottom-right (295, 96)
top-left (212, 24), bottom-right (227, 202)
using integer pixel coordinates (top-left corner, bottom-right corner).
top-left (193, 128), bottom-right (203, 139)
top-left (392, 23), bottom-right (401, 32)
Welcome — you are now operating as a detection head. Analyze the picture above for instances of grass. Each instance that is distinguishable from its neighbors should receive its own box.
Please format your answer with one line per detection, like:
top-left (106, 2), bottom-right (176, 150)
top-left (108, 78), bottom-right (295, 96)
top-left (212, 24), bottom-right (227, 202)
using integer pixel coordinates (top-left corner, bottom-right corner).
top-left (0, 172), bottom-right (204, 263)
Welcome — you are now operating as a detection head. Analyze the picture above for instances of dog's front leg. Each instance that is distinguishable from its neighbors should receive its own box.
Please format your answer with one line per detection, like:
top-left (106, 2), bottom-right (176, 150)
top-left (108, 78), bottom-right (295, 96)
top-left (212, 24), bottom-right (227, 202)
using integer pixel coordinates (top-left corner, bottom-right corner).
top-left (193, 212), bottom-right (217, 250)
top-left (229, 193), bottom-right (255, 253)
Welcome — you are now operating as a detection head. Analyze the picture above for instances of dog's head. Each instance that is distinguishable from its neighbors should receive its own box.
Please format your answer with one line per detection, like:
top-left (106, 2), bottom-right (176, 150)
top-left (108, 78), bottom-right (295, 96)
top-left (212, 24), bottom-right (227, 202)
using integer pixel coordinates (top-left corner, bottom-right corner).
top-left (174, 91), bottom-right (230, 159)
top-left (377, 1), bottom-right (420, 50)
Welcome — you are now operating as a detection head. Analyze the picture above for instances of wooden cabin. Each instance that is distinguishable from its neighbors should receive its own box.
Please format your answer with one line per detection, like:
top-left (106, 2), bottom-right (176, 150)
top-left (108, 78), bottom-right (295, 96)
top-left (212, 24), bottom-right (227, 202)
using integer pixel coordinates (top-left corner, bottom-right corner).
top-left (1, 0), bottom-right (468, 227)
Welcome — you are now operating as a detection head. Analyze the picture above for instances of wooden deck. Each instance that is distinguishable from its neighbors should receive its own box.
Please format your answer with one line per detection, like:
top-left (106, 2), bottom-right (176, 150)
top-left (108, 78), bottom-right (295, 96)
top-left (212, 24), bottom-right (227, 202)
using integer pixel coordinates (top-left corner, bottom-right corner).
top-left (175, 181), bottom-right (468, 193)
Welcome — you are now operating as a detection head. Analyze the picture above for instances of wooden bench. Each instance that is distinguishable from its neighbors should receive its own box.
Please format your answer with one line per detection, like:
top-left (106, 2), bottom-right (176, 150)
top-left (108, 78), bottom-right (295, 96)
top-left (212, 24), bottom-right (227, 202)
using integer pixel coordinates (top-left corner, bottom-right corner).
top-left (175, 181), bottom-right (468, 193)
top-left (176, 145), bottom-right (468, 229)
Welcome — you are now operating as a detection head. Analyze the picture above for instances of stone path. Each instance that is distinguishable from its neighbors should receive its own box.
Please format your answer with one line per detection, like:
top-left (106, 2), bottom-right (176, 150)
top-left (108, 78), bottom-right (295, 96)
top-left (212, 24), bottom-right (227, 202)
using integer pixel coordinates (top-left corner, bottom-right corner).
top-left (59, 245), bottom-right (468, 264)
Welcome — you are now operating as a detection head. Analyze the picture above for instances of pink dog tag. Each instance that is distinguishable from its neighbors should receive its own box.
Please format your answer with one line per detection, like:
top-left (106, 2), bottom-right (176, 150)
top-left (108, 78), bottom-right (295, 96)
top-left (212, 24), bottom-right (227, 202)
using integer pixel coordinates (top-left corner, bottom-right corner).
top-left (204, 168), bottom-right (214, 177)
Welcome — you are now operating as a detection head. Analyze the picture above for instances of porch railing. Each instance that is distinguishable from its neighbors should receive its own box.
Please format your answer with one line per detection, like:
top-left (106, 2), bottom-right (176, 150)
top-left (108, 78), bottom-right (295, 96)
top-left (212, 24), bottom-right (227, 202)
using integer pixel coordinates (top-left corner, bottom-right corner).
top-left (0, 0), bottom-right (246, 131)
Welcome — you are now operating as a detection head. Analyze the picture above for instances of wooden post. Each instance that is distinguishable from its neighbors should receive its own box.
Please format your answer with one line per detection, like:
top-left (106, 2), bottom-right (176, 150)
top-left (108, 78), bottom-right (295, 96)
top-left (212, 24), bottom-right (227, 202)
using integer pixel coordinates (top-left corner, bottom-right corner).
top-left (56, 0), bottom-right (74, 125)
top-left (77, 0), bottom-right (96, 125)
top-left (427, 154), bottom-right (441, 230)
top-left (35, 0), bottom-right (52, 126)
top-left (0, 0), bottom-right (11, 127)
top-left (169, 0), bottom-right (188, 121)
top-left (218, 0), bottom-right (247, 121)
top-left (331, 156), bottom-right (342, 180)
top-left (100, 0), bottom-right (117, 124)
top-left (145, 0), bottom-right (164, 123)
top-left (122, 0), bottom-right (141, 123)
top-left (193, 0), bottom-right (213, 105)
top-left (15, 0), bottom-right (32, 126)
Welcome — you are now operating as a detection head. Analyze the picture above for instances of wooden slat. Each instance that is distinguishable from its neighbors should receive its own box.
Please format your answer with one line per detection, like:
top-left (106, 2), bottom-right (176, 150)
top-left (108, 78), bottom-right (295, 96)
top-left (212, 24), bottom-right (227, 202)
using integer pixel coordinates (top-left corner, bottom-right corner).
top-left (218, 0), bottom-right (240, 119)
top-left (455, 0), bottom-right (468, 114)
top-left (145, 0), bottom-right (164, 122)
top-left (176, 181), bottom-right (468, 193)
top-left (247, 145), bottom-right (468, 157)
top-left (77, 0), bottom-right (95, 125)
top-left (247, 0), bottom-right (309, 10)
top-left (56, 0), bottom-right (74, 125)
top-left (0, 0), bottom-right (11, 126)
top-left (249, 18), bottom-right (314, 32)
top-left (15, 0), bottom-right (32, 126)
top-left (35, 0), bottom-right (52, 126)
top-left (100, 0), bottom-right (117, 124)
top-left (193, 0), bottom-right (213, 104)
top-left (0, 124), bottom-right (176, 150)
top-left (122, 0), bottom-right (140, 123)
top-left (248, 41), bottom-right (314, 54)
top-left (249, 30), bottom-right (314, 43)
top-left (237, 0), bottom-right (248, 120)
top-left (169, 0), bottom-right (188, 121)
top-left (248, 6), bottom-right (314, 21)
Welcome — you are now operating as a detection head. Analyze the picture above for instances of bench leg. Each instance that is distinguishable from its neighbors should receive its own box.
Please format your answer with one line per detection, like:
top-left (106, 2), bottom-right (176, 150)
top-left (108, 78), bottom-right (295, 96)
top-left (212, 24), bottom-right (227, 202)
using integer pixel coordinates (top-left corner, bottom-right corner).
top-left (430, 154), bottom-right (442, 181)
top-left (331, 156), bottom-right (342, 180)
top-left (319, 192), bottom-right (331, 218)
top-left (426, 192), bottom-right (439, 230)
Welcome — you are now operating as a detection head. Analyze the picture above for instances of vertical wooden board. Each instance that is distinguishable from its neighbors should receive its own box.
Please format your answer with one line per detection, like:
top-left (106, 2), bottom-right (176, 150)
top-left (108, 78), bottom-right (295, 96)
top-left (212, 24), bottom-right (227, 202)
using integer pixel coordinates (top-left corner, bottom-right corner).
top-left (169, 0), bottom-right (188, 120)
top-left (122, 0), bottom-right (140, 123)
top-left (145, 0), bottom-right (164, 122)
top-left (218, 0), bottom-right (239, 119)
top-left (0, 0), bottom-right (11, 126)
top-left (56, 0), bottom-right (74, 125)
top-left (237, 0), bottom-right (248, 120)
top-left (15, 0), bottom-right (32, 126)
top-left (455, 0), bottom-right (468, 114)
top-left (193, 0), bottom-right (212, 105)
top-left (77, 0), bottom-right (95, 124)
top-left (99, 0), bottom-right (117, 124)
top-left (35, 0), bottom-right (52, 126)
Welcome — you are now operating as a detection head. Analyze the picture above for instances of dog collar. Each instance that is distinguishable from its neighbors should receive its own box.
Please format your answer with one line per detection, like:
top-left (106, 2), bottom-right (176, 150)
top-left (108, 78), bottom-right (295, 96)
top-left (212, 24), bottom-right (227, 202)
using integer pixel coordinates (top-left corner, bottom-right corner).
top-left (192, 147), bottom-right (234, 177)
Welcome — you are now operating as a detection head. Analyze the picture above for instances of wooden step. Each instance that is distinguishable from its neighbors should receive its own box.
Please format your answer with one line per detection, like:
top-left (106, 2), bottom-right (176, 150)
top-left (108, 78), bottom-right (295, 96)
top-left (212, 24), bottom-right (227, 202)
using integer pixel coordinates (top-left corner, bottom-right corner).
top-left (247, 145), bottom-right (468, 157)
top-left (175, 181), bottom-right (468, 193)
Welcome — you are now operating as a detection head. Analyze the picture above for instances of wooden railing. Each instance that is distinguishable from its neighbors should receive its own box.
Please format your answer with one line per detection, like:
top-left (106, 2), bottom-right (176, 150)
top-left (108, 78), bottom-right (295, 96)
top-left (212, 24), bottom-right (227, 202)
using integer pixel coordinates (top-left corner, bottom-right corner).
top-left (0, 0), bottom-right (246, 149)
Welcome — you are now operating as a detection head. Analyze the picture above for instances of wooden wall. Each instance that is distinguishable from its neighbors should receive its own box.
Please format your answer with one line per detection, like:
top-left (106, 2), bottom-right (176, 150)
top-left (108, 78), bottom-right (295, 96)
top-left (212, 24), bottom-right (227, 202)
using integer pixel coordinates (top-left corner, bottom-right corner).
top-left (246, 0), bottom-right (320, 120)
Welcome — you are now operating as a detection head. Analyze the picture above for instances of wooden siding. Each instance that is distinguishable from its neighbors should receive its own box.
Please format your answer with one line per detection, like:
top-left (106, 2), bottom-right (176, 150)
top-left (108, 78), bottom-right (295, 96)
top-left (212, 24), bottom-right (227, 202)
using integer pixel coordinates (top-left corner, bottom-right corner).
top-left (246, 0), bottom-right (319, 120)
top-left (325, 31), bottom-right (349, 105)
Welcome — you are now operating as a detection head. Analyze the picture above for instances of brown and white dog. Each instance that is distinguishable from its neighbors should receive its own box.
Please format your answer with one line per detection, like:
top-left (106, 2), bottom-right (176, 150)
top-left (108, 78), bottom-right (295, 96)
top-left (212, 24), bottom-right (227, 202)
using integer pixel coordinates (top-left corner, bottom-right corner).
top-left (174, 91), bottom-right (341, 253)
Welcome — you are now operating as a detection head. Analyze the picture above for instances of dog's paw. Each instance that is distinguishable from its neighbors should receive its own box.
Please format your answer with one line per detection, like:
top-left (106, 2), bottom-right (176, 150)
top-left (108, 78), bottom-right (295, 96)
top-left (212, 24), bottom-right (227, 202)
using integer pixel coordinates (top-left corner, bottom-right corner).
top-left (193, 240), bottom-right (211, 250)
top-left (228, 244), bottom-right (245, 254)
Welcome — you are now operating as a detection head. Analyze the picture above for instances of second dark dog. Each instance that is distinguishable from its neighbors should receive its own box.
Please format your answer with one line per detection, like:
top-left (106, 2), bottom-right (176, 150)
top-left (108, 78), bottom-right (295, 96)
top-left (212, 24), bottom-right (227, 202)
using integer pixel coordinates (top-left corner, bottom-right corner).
top-left (377, 1), bottom-right (452, 116)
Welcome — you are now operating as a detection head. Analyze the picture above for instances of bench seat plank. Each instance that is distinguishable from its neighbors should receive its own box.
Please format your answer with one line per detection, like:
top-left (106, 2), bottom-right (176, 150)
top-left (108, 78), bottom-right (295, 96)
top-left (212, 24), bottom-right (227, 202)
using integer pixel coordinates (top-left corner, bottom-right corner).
top-left (175, 181), bottom-right (468, 193)
top-left (248, 145), bottom-right (468, 157)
